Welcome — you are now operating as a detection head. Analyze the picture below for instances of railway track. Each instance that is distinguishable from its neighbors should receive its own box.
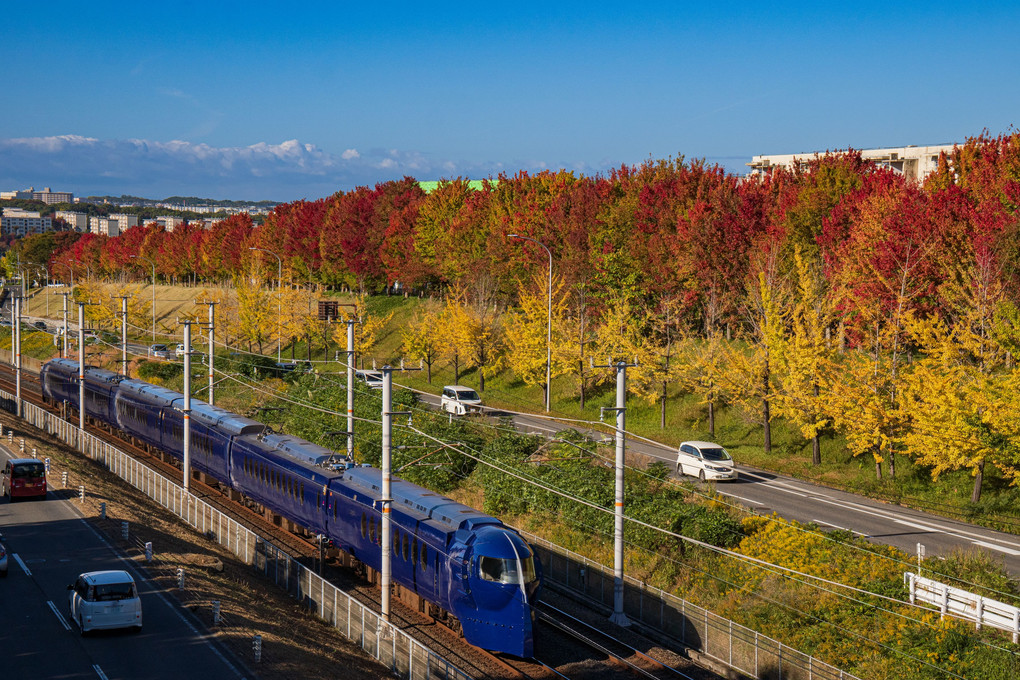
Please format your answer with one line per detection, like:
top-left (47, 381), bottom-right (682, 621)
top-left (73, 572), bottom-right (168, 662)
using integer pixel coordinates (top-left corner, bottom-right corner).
top-left (0, 361), bottom-right (724, 680)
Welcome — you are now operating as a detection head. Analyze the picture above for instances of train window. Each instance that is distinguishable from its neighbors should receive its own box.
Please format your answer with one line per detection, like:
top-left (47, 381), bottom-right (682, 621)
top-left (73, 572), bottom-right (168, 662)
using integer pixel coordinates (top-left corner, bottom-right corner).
top-left (371, 518), bottom-right (377, 544)
top-left (333, 500), bottom-right (337, 520)
top-left (300, 483), bottom-right (305, 504)
top-left (393, 529), bottom-right (400, 554)
top-left (412, 538), bottom-right (418, 568)
top-left (420, 543), bottom-right (428, 571)
top-left (317, 491), bottom-right (322, 511)
top-left (402, 533), bottom-right (409, 561)
top-left (361, 513), bottom-right (367, 538)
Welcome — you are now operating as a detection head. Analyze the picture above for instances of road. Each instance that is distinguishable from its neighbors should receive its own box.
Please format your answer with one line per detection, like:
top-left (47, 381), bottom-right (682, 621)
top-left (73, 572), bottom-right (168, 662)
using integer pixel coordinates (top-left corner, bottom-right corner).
top-left (0, 446), bottom-right (248, 680)
top-left (415, 388), bottom-right (1020, 577)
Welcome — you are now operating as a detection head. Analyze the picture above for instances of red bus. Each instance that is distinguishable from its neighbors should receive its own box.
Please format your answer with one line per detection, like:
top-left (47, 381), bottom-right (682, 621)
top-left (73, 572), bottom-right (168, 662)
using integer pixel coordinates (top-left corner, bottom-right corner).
top-left (1, 458), bottom-right (48, 501)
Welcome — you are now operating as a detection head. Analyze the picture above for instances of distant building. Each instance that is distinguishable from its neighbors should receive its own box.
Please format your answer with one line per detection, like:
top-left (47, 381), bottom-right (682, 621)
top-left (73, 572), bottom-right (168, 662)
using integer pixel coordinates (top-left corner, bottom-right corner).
top-left (0, 186), bottom-right (73, 204)
top-left (154, 216), bottom-right (186, 231)
top-left (1, 208), bottom-right (52, 237)
top-left (748, 144), bottom-right (957, 182)
top-left (55, 211), bottom-right (88, 232)
top-left (89, 216), bottom-right (120, 237)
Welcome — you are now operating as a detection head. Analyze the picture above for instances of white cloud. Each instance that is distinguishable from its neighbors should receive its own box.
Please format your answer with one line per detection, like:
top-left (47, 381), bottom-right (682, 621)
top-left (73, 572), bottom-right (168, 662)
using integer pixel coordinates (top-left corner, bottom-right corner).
top-left (0, 135), bottom-right (615, 201)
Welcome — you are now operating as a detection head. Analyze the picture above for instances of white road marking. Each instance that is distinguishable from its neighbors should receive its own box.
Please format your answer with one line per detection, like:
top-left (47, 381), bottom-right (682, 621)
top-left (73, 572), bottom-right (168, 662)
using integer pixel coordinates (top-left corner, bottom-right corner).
top-left (770, 486), bottom-right (809, 497)
top-left (47, 601), bottom-right (71, 630)
top-left (811, 520), bottom-right (867, 537)
top-left (893, 518), bottom-right (944, 533)
top-left (972, 541), bottom-right (1020, 557)
top-left (93, 664), bottom-right (110, 680)
top-left (13, 553), bottom-right (31, 576)
top-left (722, 493), bottom-right (763, 506)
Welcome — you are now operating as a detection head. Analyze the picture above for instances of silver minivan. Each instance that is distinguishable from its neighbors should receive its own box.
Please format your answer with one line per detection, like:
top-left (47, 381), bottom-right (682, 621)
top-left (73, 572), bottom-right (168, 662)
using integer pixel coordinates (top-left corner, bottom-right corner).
top-left (68, 570), bottom-right (143, 634)
top-left (676, 441), bottom-right (738, 482)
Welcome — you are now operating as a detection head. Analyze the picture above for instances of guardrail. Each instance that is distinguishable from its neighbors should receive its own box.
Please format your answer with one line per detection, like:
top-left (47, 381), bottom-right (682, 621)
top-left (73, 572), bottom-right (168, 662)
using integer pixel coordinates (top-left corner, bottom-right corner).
top-left (907, 571), bottom-right (1020, 643)
top-left (5, 392), bottom-right (468, 680)
top-left (524, 531), bottom-right (861, 680)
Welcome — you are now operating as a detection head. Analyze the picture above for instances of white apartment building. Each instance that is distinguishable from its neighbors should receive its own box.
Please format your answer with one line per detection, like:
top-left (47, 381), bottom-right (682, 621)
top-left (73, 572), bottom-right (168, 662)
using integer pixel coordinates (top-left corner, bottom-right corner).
top-left (1, 208), bottom-right (52, 237)
top-left (55, 211), bottom-right (88, 232)
top-left (747, 144), bottom-right (957, 182)
top-left (0, 186), bottom-right (73, 204)
top-left (89, 213), bottom-right (140, 237)
top-left (155, 216), bottom-right (186, 231)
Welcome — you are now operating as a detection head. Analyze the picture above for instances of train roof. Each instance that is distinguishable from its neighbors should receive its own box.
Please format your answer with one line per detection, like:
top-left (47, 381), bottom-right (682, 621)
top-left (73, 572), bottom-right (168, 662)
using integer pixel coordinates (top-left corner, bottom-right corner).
top-left (117, 378), bottom-right (263, 435)
top-left (83, 366), bottom-right (125, 386)
top-left (341, 466), bottom-right (502, 533)
top-left (260, 433), bottom-right (349, 467)
top-left (234, 434), bottom-right (341, 484)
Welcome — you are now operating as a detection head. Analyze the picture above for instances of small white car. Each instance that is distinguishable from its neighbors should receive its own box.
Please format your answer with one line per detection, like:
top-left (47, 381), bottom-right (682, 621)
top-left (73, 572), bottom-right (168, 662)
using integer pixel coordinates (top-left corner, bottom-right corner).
top-left (676, 441), bottom-right (738, 482)
top-left (354, 370), bottom-right (384, 389)
top-left (440, 385), bottom-right (482, 415)
top-left (68, 570), bottom-right (142, 635)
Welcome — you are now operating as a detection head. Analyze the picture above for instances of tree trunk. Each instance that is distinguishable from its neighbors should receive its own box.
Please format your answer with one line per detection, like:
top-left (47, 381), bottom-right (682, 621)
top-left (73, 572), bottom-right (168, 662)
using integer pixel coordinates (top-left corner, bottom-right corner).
top-left (889, 453), bottom-right (896, 479)
top-left (660, 382), bottom-right (667, 429)
top-left (812, 383), bottom-right (821, 465)
top-left (426, 360), bottom-right (432, 384)
top-left (306, 334), bottom-right (311, 362)
top-left (972, 458), bottom-right (985, 503)
top-left (453, 353), bottom-right (460, 384)
top-left (708, 400), bottom-right (715, 439)
top-left (875, 450), bottom-right (883, 480)
top-left (762, 360), bottom-right (771, 453)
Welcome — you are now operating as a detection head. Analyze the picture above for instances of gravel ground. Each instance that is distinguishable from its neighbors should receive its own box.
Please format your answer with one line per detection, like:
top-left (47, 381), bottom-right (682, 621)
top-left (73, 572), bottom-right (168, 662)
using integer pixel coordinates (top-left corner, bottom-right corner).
top-left (0, 410), bottom-right (392, 680)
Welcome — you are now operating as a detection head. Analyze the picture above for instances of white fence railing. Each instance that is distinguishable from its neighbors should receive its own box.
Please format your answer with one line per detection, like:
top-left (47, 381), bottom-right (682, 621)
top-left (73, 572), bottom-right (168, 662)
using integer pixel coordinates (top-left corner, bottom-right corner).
top-left (906, 572), bottom-right (1020, 643)
top-left (6, 392), bottom-right (468, 680)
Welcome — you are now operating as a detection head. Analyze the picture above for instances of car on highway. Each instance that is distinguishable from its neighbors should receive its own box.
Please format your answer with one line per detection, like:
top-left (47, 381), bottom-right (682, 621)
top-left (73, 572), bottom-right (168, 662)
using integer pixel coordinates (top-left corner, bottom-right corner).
top-left (0, 537), bottom-right (8, 577)
top-left (68, 570), bottom-right (143, 635)
top-left (32, 321), bottom-right (47, 331)
top-left (354, 369), bottom-right (383, 389)
top-left (676, 441), bottom-right (738, 482)
top-left (1, 458), bottom-right (47, 501)
top-left (440, 385), bottom-right (482, 415)
top-left (175, 343), bottom-right (187, 358)
top-left (148, 343), bottom-right (171, 360)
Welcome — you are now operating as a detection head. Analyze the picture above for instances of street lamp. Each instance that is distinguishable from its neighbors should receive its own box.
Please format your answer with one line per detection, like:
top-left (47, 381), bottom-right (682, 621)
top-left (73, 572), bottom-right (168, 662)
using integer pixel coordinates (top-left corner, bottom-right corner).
top-left (508, 234), bottom-right (553, 412)
top-left (130, 255), bottom-right (156, 344)
top-left (249, 247), bottom-right (283, 363)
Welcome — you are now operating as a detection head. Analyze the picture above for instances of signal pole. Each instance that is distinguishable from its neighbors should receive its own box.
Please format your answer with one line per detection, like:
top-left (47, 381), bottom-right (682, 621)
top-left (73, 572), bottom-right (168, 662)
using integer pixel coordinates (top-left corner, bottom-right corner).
top-left (594, 357), bottom-right (638, 627)
top-left (59, 291), bottom-right (70, 357)
top-left (202, 302), bottom-right (216, 405)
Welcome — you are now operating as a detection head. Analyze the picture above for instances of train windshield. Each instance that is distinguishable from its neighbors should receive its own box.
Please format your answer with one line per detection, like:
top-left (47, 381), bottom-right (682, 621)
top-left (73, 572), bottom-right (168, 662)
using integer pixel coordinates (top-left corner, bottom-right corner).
top-left (478, 555), bottom-right (538, 585)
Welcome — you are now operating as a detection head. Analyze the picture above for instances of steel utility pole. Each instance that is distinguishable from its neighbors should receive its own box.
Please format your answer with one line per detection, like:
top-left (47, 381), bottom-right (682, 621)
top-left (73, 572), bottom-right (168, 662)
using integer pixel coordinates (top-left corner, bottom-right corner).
top-left (380, 363), bottom-right (419, 624)
top-left (346, 317), bottom-right (357, 457)
top-left (59, 291), bottom-right (70, 358)
top-left (205, 302), bottom-right (216, 406)
top-left (117, 296), bottom-right (129, 375)
top-left (182, 321), bottom-right (193, 495)
top-left (14, 296), bottom-right (21, 418)
top-left (594, 356), bottom-right (638, 627)
top-left (78, 303), bottom-right (86, 433)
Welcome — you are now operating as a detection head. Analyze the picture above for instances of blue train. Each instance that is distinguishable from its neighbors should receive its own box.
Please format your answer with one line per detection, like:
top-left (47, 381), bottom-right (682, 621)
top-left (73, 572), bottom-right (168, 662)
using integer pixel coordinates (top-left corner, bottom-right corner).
top-left (40, 358), bottom-right (541, 656)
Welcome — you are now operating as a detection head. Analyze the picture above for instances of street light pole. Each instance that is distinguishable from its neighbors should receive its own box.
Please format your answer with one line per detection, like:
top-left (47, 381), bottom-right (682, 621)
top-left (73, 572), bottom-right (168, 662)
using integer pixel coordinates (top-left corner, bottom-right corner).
top-left (130, 255), bottom-right (156, 344)
top-left (508, 234), bottom-right (553, 412)
top-left (249, 247), bottom-right (283, 363)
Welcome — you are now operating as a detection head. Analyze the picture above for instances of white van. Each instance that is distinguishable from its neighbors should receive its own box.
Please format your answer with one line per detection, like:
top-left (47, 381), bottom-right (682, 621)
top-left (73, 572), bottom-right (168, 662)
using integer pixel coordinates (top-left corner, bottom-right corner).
top-left (676, 441), bottom-right (738, 482)
top-left (440, 385), bottom-right (482, 415)
top-left (354, 370), bottom-right (384, 389)
top-left (68, 570), bottom-right (143, 634)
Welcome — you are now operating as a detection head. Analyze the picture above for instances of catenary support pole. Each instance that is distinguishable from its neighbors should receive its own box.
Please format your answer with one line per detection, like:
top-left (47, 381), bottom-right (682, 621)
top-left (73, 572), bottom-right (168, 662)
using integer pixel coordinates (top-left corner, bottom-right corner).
top-left (347, 318), bottom-right (355, 457)
top-left (206, 302), bottom-right (216, 406)
top-left (381, 367), bottom-right (394, 623)
top-left (182, 321), bottom-right (192, 495)
top-left (78, 303), bottom-right (86, 433)
top-left (14, 296), bottom-right (22, 418)
top-left (119, 296), bottom-right (128, 374)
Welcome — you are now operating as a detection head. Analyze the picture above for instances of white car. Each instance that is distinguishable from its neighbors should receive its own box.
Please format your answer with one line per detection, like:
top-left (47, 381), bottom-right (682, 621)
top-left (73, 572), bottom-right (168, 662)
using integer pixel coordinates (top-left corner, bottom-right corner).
top-left (68, 570), bottom-right (143, 635)
top-left (676, 441), bottom-right (738, 482)
top-left (440, 385), bottom-right (482, 415)
top-left (354, 370), bottom-right (383, 389)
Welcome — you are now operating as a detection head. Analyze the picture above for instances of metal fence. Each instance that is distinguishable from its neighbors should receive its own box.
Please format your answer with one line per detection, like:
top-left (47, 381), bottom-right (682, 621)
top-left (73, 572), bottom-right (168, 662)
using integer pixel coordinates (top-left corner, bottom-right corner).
top-left (525, 532), bottom-right (862, 680)
top-left (6, 392), bottom-right (468, 680)
top-left (907, 571), bottom-right (1020, 643)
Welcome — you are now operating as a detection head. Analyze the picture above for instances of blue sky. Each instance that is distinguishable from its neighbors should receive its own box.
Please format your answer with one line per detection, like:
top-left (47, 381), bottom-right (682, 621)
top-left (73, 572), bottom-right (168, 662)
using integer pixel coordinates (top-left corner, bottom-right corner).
top-left (1, 2), bottom-right (1017, 202)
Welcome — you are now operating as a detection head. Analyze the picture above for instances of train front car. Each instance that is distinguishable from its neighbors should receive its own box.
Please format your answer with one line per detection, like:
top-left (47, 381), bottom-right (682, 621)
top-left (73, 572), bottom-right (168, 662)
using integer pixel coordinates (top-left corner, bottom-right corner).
top-left (451, 521), bottom-right (542, 657)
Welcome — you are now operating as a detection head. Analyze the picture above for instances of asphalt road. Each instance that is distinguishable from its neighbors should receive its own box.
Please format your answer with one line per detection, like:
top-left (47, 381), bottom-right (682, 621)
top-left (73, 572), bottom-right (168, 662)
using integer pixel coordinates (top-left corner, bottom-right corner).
top-left (0, 446), bottom-right (248, 680)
